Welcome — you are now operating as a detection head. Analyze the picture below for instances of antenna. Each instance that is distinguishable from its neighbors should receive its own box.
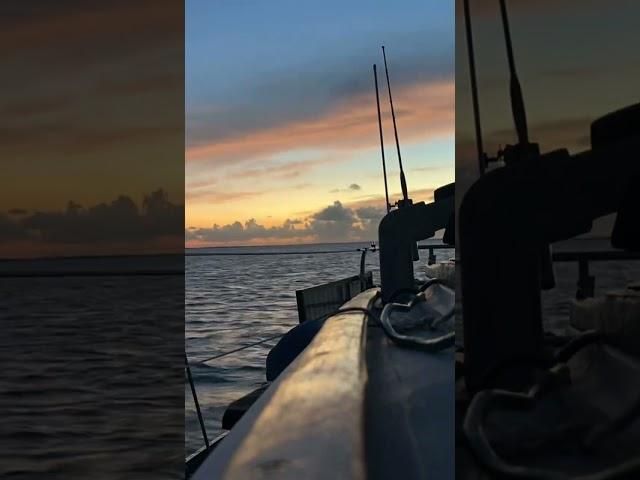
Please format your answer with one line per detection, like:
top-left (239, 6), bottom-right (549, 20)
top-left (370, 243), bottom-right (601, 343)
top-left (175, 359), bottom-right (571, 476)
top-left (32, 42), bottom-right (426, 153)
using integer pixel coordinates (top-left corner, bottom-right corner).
top-left (498, 0), bottom-right (554, 290)
top-left (499, 0), bottom-right (529, 145)
top-left (463, 0), bottom-right (487, 175)
top-left (381, 45), bottom-right (410, 204)
top-left (373, 64), bottom-right (391, 213)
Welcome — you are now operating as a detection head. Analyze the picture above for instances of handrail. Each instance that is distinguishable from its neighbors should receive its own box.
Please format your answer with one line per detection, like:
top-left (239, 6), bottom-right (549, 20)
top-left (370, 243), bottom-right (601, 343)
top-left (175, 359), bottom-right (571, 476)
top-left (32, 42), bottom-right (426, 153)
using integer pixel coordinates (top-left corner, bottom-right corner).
top-left (195, 334), bottom-right (282, 365)
top-left (418, 244), bottom-right (454, 265)
top-left (550, 249), bottom-right (640, 299)
top-left (552, 250), bottom-right (640, 262)
top-left (417, 244), bottom-right (453, 250)
top-left (192, 289), bottom-right (379, 480)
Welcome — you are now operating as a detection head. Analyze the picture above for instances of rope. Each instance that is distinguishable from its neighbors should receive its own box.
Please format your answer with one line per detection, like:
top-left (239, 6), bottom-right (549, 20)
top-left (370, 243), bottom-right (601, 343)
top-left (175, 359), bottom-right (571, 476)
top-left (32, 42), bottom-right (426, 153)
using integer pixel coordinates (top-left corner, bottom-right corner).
top-left (194, 333), bottom-right (283, 365)
top-left (194, 307), bottom-right (380, 366)
top-left (380, 278), bottom-right (456, 351)
top-left (381, 301), bottom-right (455, 352)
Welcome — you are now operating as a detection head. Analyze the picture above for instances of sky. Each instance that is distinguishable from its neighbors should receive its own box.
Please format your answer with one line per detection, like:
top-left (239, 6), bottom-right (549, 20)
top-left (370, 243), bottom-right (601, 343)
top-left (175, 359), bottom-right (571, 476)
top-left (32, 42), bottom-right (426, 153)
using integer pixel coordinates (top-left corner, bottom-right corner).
top-left (0, 1), bottom-right (184, 258)
top-left (455, 0), bottom-right (640, 236)
top-left (186, 0), bottom-right (455, 247)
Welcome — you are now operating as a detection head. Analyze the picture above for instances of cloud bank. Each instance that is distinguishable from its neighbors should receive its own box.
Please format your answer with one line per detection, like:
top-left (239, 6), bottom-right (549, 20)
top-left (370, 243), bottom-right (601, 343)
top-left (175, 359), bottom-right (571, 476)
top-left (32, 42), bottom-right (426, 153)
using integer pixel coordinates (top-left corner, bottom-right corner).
top-left (187, 200), bottom-right (387, 246)
top-left (1, 189), bottom-right (183, 258)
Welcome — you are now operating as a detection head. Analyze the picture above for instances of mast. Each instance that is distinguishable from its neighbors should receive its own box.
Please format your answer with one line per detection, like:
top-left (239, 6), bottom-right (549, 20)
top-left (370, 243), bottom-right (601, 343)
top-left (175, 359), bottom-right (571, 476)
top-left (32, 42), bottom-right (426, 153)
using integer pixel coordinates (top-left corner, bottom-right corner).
top-left (373, 64), bottom-right (391, 213)
top-left (381, 45), bottom-right (410, 204)
top-left (463, 0), bottom-right (487, 175)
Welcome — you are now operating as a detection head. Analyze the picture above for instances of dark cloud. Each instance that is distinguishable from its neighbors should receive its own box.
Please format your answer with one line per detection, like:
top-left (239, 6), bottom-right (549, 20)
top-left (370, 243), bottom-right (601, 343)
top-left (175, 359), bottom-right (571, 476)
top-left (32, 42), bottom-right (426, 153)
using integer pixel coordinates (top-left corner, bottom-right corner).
top-left (330, 183), bottom-right (363, 194)
top-left (0, 189), bottom-right (183, 245)
top-left (312, 201), bottom-right (356, 222)
top-left (356, 206), bottom-right (386, 220)
top-left (186, 218), bottom-right (308, 243)
top-left (187, 200), bottom-right (389, 245)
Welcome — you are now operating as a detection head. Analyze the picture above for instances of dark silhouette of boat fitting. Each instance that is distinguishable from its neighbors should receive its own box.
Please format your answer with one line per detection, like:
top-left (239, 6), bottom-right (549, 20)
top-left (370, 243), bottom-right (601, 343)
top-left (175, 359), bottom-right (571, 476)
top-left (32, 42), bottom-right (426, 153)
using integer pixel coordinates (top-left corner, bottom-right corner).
top-left (458, 1), bottom-right (640, 478)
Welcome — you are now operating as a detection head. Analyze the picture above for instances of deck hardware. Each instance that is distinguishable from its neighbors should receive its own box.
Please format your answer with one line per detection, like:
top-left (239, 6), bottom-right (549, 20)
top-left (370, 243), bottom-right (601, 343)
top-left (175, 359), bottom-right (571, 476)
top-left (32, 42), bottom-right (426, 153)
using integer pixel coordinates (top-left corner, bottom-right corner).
top-left (379, 186), bottom-right (454, 303)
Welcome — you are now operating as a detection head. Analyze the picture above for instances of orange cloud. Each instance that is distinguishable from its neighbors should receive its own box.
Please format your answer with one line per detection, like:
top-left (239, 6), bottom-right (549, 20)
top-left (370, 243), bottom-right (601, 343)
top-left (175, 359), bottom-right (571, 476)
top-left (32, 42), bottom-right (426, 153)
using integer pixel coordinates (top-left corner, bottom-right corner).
top-left (186, 80), bottom-right (454, 166)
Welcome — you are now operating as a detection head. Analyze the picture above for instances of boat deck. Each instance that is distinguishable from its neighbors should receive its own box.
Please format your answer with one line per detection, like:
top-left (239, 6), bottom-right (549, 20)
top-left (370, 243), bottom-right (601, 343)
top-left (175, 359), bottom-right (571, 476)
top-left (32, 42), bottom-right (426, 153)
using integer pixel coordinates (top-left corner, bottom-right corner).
top-left (365, 315), bottom-right (454, 479)
top-left (190, 285), bottom-right (456, 479)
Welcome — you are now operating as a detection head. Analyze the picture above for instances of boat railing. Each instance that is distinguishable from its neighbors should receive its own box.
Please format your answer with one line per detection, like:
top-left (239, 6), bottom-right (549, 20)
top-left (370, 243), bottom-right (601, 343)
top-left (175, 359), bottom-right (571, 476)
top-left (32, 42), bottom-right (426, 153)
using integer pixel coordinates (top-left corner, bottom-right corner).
top-left (418, 243), bottom-right (455, 265)
top-left (550, 249), bottom-right (640, 299)
top-left (295, 272), bottom-right (374, 324)
top-left (185, 243), bottom-right (454, 470)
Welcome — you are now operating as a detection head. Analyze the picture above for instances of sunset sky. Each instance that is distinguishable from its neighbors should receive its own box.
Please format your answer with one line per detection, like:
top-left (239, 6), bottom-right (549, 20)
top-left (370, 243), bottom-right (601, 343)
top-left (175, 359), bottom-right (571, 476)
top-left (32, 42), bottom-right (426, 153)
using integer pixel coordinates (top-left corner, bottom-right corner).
top-left (6, 1), bottom-right (632, 257)
top-left (455, 0), bottom-right (640, 239)
top-left (186, 0), bottom-right (454, 246)
top-left (0, 1), bottom-right (184, 258)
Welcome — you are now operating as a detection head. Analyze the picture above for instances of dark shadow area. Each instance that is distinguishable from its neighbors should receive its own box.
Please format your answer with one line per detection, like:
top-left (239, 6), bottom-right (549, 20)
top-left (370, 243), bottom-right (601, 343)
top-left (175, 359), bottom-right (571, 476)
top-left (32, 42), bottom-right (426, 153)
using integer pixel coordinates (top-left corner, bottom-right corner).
top-left (456, 0), bottom-right (640, 478)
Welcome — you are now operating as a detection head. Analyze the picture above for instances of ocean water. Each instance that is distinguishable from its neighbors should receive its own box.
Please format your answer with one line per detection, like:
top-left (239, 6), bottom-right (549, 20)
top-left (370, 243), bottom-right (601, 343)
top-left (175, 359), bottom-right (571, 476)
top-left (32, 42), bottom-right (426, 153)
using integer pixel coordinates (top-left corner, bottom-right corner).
top-left (0, 256), bottom-right (183, 479)
top-left (2, 243), bottom-right (633, 475)
top-left (184, 240), bottom-right (454, 456)
top-left (185, 238), bottom-right (639, 458)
